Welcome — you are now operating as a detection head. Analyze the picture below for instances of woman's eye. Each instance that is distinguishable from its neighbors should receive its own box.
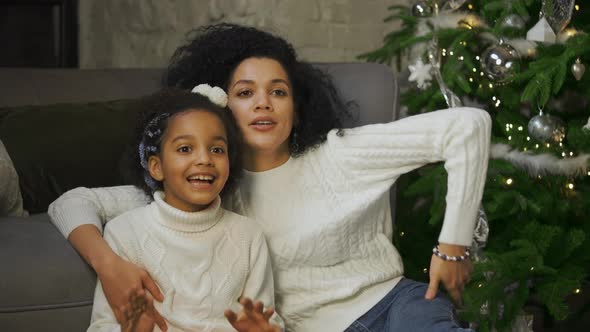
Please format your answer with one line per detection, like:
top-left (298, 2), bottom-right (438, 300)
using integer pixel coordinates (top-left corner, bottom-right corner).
top-left (272, 89), bottom-right (287, 96)
top-left (177, 146), bottom-right (191, 153)
top-left (236, 90), bottom-right (252, 97)
top-left (211, 147), bottom-right (225, 154)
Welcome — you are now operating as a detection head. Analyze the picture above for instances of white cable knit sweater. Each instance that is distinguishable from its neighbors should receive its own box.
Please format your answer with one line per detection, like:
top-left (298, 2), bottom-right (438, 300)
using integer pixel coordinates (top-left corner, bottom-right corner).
top-left (50, 107), bottom-right (491, 332)
top-left (87, 192), bottom-right (282, 332)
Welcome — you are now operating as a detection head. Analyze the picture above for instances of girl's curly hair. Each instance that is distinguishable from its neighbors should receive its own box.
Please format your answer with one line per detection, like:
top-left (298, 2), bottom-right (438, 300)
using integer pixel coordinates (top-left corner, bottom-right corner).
top-left (123, 88), bottom-right (243, 197)
top-left (164, 23), bottom-right (350, 156)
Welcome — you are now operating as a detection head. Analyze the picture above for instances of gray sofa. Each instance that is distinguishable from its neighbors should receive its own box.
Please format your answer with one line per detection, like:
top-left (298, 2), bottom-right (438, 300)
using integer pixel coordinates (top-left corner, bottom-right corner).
top-left (0, 63), bottom-right (399, 332)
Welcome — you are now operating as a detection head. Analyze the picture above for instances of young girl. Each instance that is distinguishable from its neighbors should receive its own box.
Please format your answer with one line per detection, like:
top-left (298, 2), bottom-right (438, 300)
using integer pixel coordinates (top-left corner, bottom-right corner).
top-left (86, 86), bottom-right (283, 332)
top-left (51, 24), bottom-right (490, 332)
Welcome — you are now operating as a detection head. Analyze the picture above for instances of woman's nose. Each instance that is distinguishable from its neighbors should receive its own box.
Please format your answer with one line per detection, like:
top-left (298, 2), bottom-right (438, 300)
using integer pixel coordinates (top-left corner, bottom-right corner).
top-left (255, 93), bottom-right (272, 111)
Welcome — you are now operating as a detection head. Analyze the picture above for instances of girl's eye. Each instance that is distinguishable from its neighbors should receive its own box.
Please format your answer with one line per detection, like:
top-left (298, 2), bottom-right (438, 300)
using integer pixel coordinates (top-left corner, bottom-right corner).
top-left (177, 146), bottom-right (191, 153)
top-left (211, 147), bottom-right (226, 154)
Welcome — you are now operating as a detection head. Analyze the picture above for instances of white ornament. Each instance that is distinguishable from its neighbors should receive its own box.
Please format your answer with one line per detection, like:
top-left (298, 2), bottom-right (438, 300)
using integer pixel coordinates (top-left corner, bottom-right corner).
top-left (526, 17), bottom-right (556, 43)
top-left (408, 59), bottom-right (433, 90)
top-left (583, 116), bottom-right (590, 131)
top-left (191, 84), bottom-right (228, 107)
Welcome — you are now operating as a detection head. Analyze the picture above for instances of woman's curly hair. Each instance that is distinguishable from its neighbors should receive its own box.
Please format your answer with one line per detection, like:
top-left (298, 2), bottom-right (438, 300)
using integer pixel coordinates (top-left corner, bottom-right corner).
top-left (164, 23), bottom-right (350, 156)
top-left (123, 88), bottom-right (243, 197)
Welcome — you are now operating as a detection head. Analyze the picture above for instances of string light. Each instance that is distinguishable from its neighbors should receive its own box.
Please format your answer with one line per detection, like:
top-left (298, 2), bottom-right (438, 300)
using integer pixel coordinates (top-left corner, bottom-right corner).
top-left (570, 152), bottom-right (574, 156)
top-left (488, 83), bottom-right (494, 88)
top-left (508, 136), bottom-right (512, 140)
top-left (562, 152), bottom-right (567, 157)
top-left (469, 77), bottom-right (474, 82)
top-left (588, 171), bottom-right (590, 176)
top-left (546, 143), bottom-right (551, 148)
top-left (472, 68), bottom-right (477, 72)
top-left (468, 4), bottom-right (474, 10)
top-left (523, 147), bottom-right (527, 151)
top-left (449, 51), bottom-right (454, 56)
top-left (480, 72), bottom-right (484, 76)
top-left (535, 144), bottom-right (540, 149)
top-left (575, 289), bottom-right (581, 294)
top-left (518, 126), bottom-right (523, 131)
top-left (559, 142), bottom-right (563, 147)
top-left (506, 178), bottom-right (513, 185)
top-left (567, 183), bottom-right (575, 190)
top-left (526, 136), bottom-right (531, 141)
top-left (423, 268), bottom-right (428, 273)
top-left (530, 267), bottom-right (535, 271)
top-left (400, 231), bottom-right (405, 237)
top-left (478, 283), bottom-right (483, 288)
top-left (575, 4), bottom-right (580, 11)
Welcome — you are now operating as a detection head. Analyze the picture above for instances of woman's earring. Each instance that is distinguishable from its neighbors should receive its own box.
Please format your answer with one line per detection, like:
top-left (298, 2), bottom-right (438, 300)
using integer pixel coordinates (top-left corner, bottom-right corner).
top-left (291, 130), bottom-right (299, 153)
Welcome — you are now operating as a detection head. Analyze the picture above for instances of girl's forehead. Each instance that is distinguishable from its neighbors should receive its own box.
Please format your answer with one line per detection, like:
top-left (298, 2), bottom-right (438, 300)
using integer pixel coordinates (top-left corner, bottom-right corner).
top-left (166, 110), bottom-right (226, 133)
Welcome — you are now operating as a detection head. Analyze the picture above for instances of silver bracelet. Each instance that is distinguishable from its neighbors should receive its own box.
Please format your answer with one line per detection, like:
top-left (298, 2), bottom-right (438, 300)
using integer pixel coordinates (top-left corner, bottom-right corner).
top-left (432, 245), bottom-right (471, 262)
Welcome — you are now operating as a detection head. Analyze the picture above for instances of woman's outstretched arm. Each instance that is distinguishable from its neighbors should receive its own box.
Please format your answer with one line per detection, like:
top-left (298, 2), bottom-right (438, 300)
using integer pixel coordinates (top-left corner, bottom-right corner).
top-left (325, 106), bottom-right (491, 303)
top-left (48, 185), bottom-right (166, 330)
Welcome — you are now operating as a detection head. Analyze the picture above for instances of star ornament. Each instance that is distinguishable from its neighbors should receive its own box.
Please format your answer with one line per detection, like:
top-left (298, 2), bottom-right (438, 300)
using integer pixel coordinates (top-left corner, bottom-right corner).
top-left (408, 59), bottom-right (433, 90)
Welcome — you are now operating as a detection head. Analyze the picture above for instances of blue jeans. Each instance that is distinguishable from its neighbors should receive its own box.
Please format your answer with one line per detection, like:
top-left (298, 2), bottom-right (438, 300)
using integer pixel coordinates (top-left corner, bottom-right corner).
top-left (344, 278), bottom-right (474, 332)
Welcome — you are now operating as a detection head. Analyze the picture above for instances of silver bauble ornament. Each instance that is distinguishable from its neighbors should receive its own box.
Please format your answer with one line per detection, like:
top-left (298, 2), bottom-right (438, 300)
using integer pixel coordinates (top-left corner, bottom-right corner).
top-left (500, 14), bottom-right (526, 30)
top-left (571, 58), bottom-right (586, 81)
top-left (411, 1), bottom-right (433, 17)
top-left (527, 111), bottom-right (567, 143)
top-left (481, 42), bottom-right (521, 82)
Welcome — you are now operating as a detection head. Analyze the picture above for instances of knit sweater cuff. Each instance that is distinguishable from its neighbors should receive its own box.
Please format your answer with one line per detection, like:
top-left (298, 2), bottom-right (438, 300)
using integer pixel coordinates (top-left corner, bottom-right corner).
top-left (438, 201), bottom-right (479, 246)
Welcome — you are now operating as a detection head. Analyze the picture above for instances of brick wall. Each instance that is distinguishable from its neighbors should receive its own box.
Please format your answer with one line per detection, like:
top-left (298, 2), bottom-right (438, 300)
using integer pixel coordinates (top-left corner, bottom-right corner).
top-left (79, 0), bottom-right (410, 68)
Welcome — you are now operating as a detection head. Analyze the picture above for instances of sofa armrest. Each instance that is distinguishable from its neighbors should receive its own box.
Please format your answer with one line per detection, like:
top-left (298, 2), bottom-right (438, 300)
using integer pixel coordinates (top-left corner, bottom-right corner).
top-left (0, 213), bottom-right (95, 324)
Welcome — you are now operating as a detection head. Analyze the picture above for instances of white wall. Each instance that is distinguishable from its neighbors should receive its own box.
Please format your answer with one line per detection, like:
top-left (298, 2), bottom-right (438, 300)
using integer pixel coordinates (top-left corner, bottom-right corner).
top-left (79, 0), bottom-right (411, 68)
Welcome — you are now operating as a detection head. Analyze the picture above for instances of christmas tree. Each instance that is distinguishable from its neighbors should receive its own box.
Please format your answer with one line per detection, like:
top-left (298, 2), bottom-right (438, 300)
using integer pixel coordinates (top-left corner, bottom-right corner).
top-left (360, 0), bottom-right (590, 331)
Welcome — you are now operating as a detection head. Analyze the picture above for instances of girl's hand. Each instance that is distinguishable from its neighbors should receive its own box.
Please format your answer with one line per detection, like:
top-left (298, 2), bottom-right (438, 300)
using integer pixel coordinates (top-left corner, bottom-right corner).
top-left (224, 297), bottom-right (281, 332)
top-left (95, 253), bottom-right (167, 331)
top-left (120, 292), bottom-right (156, 332)
top-left (424, 243), bottom-right (473, 305)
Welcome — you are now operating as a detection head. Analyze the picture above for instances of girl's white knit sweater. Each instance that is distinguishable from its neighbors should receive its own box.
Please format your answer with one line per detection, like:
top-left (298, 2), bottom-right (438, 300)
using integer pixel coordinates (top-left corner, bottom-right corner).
top-left (87, 192), bottom-right (282, 332)
top-left (50, 107), bottom-right (491, 332)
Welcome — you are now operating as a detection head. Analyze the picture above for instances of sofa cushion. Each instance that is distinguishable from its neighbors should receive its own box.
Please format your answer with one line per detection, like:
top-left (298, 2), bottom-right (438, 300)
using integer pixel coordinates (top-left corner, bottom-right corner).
top-left (0, 99), bottom-right (139, 214)
top-left (0, 139), bottom-right (27, 217)
top-left (0, 213), bottom-right (95, 330)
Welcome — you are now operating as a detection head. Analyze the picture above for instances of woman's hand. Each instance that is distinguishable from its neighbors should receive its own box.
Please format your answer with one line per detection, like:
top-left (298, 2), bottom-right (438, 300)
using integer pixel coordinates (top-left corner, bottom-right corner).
top-left (224, 297), bottom-right (281, 332)
top-left (95, 253), bottom-right (167, 331)
top-left (424, 243), bottom-right (473, 305)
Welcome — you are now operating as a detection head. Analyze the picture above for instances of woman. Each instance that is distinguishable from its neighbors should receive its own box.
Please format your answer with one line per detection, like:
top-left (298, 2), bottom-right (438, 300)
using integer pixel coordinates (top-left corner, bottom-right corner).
top-left (49, 23), bottom-right (490, 332)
